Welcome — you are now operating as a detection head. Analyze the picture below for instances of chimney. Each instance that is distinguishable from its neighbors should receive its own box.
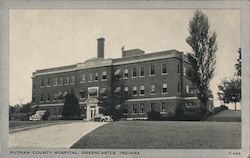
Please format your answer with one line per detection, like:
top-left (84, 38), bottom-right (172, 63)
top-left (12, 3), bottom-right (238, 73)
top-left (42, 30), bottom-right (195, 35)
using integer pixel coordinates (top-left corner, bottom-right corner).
top-left (97, 38), bottom-right (105, 58)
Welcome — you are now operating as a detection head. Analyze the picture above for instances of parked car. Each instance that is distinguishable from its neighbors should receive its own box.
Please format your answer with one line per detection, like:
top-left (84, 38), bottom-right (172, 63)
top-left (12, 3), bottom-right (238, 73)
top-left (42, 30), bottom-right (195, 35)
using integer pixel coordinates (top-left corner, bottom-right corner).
top-left (29, 110), bottom-right (48, 121)
top-left (93, 114), bottom-right (113, 122)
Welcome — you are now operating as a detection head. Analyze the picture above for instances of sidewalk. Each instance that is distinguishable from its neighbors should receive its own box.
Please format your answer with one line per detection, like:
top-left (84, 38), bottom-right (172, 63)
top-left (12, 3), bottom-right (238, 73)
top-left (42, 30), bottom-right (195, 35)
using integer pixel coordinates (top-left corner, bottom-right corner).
top-left (9, 121), bottom-right (107, 148)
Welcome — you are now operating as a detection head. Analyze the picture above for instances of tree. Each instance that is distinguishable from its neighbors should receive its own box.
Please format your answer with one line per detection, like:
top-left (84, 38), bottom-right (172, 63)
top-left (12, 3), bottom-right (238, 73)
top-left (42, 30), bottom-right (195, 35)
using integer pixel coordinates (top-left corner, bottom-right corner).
top-left (62, 90), bottom-right (81, 119)
top-left (217, 48), bottom-right (241, 110)
top-left (186, 10), bottom-right (217, 118)
top-left (217, 77), bottom-right (241, 110)
top-left (19, 102), bottom-right (32, 113)
top-left (235, 48), bottom-right (241, 77)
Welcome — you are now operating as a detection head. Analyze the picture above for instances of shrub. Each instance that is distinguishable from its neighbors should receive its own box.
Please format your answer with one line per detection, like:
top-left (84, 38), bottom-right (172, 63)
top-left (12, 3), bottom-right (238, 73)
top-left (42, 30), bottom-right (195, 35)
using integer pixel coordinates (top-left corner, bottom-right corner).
top-left (175, 102), bottom-right (202, 121)
top-left (147, 110), bottom-right (164, 121)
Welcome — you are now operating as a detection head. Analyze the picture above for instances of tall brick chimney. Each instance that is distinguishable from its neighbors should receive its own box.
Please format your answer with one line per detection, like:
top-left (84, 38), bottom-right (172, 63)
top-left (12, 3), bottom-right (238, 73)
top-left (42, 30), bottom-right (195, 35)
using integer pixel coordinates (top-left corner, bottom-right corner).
top-left (97, 38), bottom-right (105, 58)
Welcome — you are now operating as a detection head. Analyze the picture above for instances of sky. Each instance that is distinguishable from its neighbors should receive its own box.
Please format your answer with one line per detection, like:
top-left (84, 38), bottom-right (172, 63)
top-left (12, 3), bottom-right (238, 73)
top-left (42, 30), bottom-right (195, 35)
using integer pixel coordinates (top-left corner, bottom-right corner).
top-left (9, 9), bottom-right (240, 109)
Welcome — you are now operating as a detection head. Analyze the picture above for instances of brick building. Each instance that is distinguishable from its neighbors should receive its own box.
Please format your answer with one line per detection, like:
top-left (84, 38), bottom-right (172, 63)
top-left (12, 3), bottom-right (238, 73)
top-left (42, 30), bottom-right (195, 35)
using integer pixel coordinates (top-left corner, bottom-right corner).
top-left (31, 38), bottom-right (214, 120)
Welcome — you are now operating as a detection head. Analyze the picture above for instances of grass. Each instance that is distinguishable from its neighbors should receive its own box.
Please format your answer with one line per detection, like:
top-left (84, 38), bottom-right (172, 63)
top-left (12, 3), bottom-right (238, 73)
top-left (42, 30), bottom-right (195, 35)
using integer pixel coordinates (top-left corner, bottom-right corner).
top-left (71, 121), bottom-right (241, 149)
top-left (207, 110), bottom-right (241, 122)
top-left (9, 120), bottom-right (79, 130)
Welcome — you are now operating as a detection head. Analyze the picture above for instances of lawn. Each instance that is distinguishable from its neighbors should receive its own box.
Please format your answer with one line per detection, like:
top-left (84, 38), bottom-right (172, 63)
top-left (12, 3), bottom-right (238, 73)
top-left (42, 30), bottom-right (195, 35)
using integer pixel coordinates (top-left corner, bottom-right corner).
top-left (9, 120), bottom-right (78, 130)
top-left (71, 121), bottom-right (241, 149)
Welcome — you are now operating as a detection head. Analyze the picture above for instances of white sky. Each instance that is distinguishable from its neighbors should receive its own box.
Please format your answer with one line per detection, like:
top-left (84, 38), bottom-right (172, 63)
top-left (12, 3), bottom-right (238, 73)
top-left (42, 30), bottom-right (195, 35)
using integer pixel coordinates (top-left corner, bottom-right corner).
top-left (9, 9), bottom-right (240, 109)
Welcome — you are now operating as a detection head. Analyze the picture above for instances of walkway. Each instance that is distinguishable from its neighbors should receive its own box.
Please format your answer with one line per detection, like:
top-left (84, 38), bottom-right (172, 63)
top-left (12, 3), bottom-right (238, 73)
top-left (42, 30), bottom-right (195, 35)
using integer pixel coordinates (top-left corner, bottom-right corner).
top-left (9, 121), bottom-right (107, 148)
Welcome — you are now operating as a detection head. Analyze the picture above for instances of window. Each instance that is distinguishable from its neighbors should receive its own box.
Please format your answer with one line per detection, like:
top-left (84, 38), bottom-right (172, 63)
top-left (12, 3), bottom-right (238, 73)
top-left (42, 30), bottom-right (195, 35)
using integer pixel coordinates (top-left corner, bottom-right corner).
top-left (150, 84), bottom-right (155, 95)
top-left (162, 64), bottom-right (167, 74)
top-left (47, 93), bottom-right (50, 101)
top-left (88, 73), bottom-right (93, 82)
top-left (79, 90), bottom-right (86, 98)
top-left (140, 85), bottom-right (145, 95)
top-left (32, 96), bottom-right (36, 102)
top-left (186, 85), bottom-right (189, 93)
top-left (114, 69), bottom-right (121, 79)
top-left (132, 67), bottom-right (137, 78)
top-left (124, 87), bottom-right (129, 95)
top-left (65, 77), bottom-right (69, 85)
top-left (59, 77), bottom-right (63, 86)
top-left (162, 83), bottom-right (168, 93)
top-left (178, 82), bottom-right (181, 93)
top-left (32, 84), bottom-right (36, 90)
top-left (177, 63), bottom-right (181, 74)
top-left (54, 78), bottom-right (58, 86)
top-left (161, 102), bottom-right (166, 112)
top-left (124, 69), bottom-right (129, 78)
top-left (139, 67), bottom-right (144, 77)
top-left (41, 79), bottom-right (44, 87)
top-left (183, 67), bottom-right (187, 76)
top-left (150, 65), bottom-right (155, 76)
top-left (94, 72), bottom-right (98, 81)
top-left (58, 92), bottom-right (63, 100)
top-left (53, 108), bottom-right (56, 115)
top-left (59, 108), bottom-right (62, 115)
top-left (54, 92), bottom-right (57, 100)
top-left (40, 93), bottom-right (44, 102)
top-left (140, 103), bottom-right (144, 114)
top-left (47, 78), bottom-right (51, 86)
top-left (102, 71), bottom-right (107, 80)
top-left (132, 104), bottom-right (137, 114)
top-left (150, 103), bottom-right (155, 111)
top-left (132, 86), bottom-right (137, 96)
top-left (80, 74), bottom-right (85, 83)
top-left (124, 105), bottom-right (128, 114)
top-left (71, 76), bottom-right (75, 84)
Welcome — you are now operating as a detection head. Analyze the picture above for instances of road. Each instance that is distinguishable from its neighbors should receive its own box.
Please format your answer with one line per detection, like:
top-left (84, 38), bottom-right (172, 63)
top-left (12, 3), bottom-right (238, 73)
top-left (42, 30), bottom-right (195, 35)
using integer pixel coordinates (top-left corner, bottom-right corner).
top-left (9, 121), bottom-right (107, 148)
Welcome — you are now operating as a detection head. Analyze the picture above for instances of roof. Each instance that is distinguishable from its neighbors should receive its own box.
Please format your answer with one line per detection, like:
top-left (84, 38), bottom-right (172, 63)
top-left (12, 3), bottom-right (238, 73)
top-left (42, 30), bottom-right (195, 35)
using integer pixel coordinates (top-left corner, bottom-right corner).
top-left (32, 49), bottom-right (185, 77)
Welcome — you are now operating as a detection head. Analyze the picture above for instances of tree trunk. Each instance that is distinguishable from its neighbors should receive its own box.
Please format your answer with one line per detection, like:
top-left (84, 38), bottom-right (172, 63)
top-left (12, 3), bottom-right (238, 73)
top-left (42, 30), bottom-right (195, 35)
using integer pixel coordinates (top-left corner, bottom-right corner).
top-left (234, 102), bottom-right (237, 111)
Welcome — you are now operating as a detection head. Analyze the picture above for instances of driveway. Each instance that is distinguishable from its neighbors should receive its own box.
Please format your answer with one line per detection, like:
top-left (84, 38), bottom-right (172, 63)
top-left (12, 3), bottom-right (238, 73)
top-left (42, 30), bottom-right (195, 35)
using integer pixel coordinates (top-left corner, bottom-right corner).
top-left (9, 121), bottom-right (107, 148)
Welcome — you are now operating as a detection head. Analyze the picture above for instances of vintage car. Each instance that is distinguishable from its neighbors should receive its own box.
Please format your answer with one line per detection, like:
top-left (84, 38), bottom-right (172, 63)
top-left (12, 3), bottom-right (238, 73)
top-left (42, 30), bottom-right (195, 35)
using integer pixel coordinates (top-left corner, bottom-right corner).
top-left (93, 114), bottom-right (113, 122)
top-left (29, 110), bottom-right (48, 121)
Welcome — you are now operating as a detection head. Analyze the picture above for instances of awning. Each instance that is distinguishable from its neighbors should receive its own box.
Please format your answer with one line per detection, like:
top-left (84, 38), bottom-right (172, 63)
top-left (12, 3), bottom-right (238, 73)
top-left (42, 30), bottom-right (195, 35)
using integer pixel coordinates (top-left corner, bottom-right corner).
top-left (124, 87), bottom-right (129, 92)
top-left (57, 92), bottom-right (63, 97)
top-left (100, 88), bottom-right (107, 94)
top-left (114, 87), bottom-right (121, 93)
top-left (114, 69), bottom-right (121, 76)
top-left (88, 88), bottom-right (97, 95)
top-left (63, 91), bottom-right (68, 97)
top-left (115, 104), bottom-right (121, 110)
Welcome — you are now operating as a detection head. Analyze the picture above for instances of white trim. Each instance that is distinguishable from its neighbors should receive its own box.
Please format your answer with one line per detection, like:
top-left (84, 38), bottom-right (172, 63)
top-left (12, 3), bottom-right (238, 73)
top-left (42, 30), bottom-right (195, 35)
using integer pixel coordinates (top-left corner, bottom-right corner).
top-left (125, 96), bottom-right (213, 102)
top-left (101, 79), bottom-right (107, 82)
top-left (126, 96), bottom-right (179, 102)
top-left (38, 103), bottom-right (63, 107)
top-left (113, 54), bottom-right (178, 66)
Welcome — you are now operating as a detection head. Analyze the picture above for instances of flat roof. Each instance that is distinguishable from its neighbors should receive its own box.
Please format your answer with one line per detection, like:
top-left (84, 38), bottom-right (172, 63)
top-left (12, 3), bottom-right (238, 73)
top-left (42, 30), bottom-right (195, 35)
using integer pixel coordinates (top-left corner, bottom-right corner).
top-left (32, 49), bottom-right (184, 77)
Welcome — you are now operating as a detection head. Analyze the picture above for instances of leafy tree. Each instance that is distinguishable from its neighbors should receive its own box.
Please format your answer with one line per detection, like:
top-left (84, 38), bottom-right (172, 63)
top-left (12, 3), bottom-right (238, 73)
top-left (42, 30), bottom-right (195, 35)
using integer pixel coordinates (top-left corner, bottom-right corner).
top-left (62, 90), bottom-right (81, 119)
top-left (235, 48), bottom-right (241, 77)
top-left (108, 75), bottom-right (130, 120)
top-left (19, 102), bottom-right (32, 113)
top-left (186, 10), bottom-right (217, 118)
top-left (217, 77), bottom-right (241, 110)
top-left (9, 105), bottom-right (17, 114)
